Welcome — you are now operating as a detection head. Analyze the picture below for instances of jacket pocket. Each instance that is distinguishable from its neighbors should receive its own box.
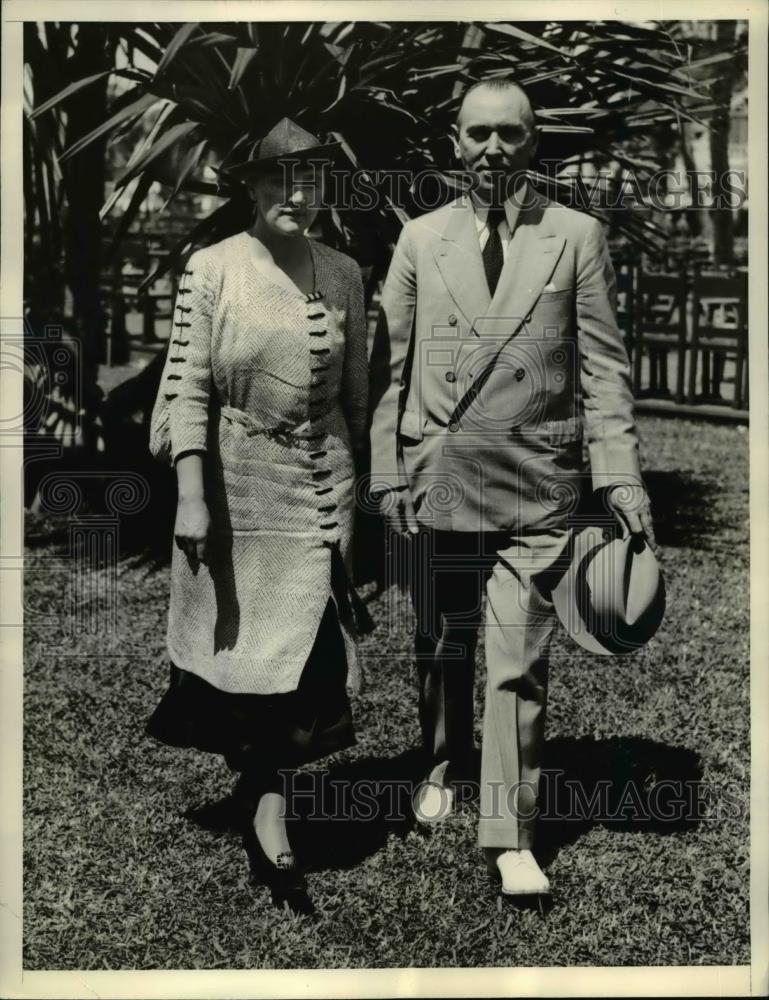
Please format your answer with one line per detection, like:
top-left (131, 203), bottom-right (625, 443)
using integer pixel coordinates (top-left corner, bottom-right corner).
top-left (537, 288), bottom-right (573, 303)
top-left (540, 416), bottom-right (583, 446)
top-left (399, 409), bottom-right (425, 443)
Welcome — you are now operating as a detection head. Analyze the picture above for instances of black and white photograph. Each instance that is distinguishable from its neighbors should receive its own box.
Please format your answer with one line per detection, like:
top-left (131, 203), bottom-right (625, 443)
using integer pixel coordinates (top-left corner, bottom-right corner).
top-left (1, 1), bottom-right (767, 996)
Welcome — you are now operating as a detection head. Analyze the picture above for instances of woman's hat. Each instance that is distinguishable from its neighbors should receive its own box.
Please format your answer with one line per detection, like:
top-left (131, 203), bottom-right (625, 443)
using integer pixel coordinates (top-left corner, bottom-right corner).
top-left (552, 525), bottom-right (665, 656)
top-left (224, 117), bottom-right (342, 181)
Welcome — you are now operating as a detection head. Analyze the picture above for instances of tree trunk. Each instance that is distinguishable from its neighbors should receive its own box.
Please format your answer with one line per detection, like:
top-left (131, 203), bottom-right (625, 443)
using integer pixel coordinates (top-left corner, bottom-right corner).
top-left (23, 23), bottom-right (67, 319)
top-left (709, 21), bottom-right (736, 266)
top-left (62, 25), bottom-right (113, 384)
top-left (679, 121), bottom-right (703, 240)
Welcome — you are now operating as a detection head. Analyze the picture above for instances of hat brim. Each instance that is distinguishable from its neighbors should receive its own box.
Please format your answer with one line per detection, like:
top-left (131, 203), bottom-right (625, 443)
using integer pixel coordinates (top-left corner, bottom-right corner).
top-left (552, 526), bottom-right (665, 656)
top-left (223, 142), bottom-right (344, 181)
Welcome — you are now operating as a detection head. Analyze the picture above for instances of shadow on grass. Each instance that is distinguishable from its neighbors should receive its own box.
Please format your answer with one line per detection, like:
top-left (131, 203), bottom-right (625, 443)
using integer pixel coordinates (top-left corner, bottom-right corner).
top-left (185, 736), bottom-right (703, 875)
top-left (535, 735), bottom-right (705, 865)
top-left (643, 470), bottom-right (723, 548)
top-left (185, 749), bottom-right (426, 875)
top-left (288, 749), bottom-right (425, 871)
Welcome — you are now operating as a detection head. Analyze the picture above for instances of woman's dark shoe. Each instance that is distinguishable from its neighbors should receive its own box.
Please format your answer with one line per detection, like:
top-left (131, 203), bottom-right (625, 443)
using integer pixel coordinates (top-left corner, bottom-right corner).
top-left (242, 821), bottom-right (316, 917)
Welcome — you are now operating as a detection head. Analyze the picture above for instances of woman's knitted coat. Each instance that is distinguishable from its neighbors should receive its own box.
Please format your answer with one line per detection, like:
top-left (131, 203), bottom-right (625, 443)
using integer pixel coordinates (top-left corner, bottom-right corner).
top-left (150, 231), bottom-right (369, 694)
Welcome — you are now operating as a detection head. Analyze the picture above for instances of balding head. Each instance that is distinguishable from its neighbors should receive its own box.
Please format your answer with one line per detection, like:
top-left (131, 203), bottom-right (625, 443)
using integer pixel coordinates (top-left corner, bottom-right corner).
top-left (456, 79), bottom-right (536, 132)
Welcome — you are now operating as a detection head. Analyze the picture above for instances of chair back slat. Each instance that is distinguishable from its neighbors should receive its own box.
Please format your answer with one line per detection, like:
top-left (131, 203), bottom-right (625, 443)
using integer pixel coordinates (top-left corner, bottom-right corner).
top-left (615, 266), bottom-right (635, 348)
top-left (637, 270), bottom-right (687, 333)
top-left (692, 271), bottom-right (747, 341)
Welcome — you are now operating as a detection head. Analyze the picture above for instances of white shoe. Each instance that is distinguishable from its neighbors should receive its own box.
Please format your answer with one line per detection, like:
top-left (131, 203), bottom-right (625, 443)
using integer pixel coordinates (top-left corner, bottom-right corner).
top-left (412, 760), bottom-right (455, 825)
top-left (487, 849), bottom-right (550, 896)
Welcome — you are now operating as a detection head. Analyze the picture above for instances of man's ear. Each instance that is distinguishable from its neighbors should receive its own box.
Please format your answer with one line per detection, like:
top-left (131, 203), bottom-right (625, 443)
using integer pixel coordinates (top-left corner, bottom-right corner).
top-left (528, 126), bottom-right (540, 161)
top-left (450, 124), bottom-right (461, 159)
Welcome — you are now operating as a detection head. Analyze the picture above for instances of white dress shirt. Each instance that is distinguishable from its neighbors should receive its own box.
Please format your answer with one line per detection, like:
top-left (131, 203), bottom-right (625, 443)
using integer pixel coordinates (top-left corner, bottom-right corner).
top-left (473, 204), bottom-right (512, 260)
top-left (470, 179), bottom-right (527, 261)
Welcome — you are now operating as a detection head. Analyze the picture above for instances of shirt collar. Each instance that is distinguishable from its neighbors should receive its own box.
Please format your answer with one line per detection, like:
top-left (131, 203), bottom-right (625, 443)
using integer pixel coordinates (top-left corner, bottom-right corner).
top-left (470, 177), bottom-right (528, 234)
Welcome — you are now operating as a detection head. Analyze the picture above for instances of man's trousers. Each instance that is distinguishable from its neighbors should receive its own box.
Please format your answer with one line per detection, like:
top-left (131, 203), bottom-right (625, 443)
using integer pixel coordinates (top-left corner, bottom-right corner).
top-left (406, 527), bottom-right (571, 850)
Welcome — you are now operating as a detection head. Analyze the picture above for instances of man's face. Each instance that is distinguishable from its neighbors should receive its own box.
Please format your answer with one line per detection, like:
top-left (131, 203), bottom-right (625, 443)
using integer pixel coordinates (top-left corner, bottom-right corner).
top-left (453, 86), bottom-right (537, 201)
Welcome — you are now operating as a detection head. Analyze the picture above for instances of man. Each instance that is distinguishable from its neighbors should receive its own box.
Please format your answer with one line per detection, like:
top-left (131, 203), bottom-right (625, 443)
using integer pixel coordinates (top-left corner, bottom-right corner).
top-left (369, 78), bottom-right (653, 896)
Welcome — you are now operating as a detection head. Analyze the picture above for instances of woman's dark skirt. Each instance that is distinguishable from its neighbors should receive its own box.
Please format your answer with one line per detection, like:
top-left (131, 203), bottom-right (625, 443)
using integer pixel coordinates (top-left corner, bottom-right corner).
top-left (145, 598), bottom-right (355, 772)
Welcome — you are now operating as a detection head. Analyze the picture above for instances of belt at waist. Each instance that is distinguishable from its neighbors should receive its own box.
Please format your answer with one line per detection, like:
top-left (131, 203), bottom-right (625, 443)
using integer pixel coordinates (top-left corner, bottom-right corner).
top-left (218, 404), bottom-right (339, 442)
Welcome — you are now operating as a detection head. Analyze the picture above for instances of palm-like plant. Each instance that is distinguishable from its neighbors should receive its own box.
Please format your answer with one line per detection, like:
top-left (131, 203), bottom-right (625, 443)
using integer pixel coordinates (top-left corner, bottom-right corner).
top-left (30, 20), bottom-right (742, 281)
top-left (24, 18), bottom-right (745, 472)
top-left (24, 22), bottom-right (130, 466)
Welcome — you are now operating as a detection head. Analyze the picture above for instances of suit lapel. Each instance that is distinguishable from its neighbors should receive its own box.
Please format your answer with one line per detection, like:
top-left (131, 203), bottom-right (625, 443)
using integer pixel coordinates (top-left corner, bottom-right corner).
top-left (433, 198), bottom-right (491, 330)
top-left (485, 231), bottom-right (566, 336)
top-left (482, 194), bottom-right (566, 340)
top-left (432, 192), bottom-right (566, 341)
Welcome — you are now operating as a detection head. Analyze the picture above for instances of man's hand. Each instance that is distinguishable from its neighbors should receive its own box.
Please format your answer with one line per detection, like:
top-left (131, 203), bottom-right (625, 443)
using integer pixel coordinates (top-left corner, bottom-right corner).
top-left (378, 485), bottom-right (419, 536)
top-left (606, 484), bottom-right (656, 549)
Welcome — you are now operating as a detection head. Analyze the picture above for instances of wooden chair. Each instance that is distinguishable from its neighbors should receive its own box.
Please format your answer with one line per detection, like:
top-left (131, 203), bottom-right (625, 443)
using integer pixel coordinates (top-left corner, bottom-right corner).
top-left (688, 269), bottom-right (748, 409)
top-left (635, 267), bottom-right (688, 402)
top-left (615, 263), bottom-right (636, 378)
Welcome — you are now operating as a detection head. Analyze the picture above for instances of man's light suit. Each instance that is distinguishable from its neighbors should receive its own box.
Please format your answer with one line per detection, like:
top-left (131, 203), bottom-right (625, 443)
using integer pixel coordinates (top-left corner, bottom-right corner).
top-left (369, 186), bottom-right (642, 847)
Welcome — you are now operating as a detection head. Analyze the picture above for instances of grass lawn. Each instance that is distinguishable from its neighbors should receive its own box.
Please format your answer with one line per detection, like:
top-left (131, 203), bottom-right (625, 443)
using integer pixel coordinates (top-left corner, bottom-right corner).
top-left (22, 414), bottom-right (750, 969)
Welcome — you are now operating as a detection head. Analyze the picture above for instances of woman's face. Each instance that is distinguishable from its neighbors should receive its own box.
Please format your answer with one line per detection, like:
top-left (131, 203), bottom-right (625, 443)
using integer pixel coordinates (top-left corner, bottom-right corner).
top-left (249, 164), bottom-right (322, 237)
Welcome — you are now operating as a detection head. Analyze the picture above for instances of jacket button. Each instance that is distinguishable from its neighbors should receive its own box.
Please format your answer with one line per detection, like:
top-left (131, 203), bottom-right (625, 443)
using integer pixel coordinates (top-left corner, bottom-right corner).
top-left (515, 368), bottom-right (525, 381)
top-left (448, 421), bottom-right (459, 433)
top-left (448, 314), bottom-right (458, 325)
top-left (445, 371), bottom-right (456, 383)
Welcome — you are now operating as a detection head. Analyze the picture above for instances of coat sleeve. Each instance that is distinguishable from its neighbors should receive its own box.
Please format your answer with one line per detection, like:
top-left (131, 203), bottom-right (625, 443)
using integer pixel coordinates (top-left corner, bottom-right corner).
top-left (149, 248), bottom-right (215, 465)
top-left (368, 223), bottom-right (417, 493)
top-left (575, 218), bottom-right (643, 492)
top-left (340, 258), bottom-right (369, 451)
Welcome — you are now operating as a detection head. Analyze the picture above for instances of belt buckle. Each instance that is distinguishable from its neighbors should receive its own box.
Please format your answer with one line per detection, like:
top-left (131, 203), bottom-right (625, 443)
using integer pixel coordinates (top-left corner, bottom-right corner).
top-left (268, 420), bottom-right (292, 442)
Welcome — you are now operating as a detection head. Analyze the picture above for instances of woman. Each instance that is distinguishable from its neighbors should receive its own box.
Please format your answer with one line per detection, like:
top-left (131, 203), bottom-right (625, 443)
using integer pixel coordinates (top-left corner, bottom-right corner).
top-left (146, 119), bottom-right (370, 914)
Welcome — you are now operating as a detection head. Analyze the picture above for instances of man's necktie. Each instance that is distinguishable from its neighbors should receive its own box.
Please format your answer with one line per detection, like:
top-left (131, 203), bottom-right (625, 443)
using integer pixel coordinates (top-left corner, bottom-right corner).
top-left (482, 206), bottom-right (505, 297)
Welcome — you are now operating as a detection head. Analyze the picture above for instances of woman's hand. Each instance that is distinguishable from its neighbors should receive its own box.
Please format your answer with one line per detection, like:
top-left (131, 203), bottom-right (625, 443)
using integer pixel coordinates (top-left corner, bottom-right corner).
top-left (174, 496), bottom-right (210, 564)
top-left (174, 451), bottom-right (209, 563)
